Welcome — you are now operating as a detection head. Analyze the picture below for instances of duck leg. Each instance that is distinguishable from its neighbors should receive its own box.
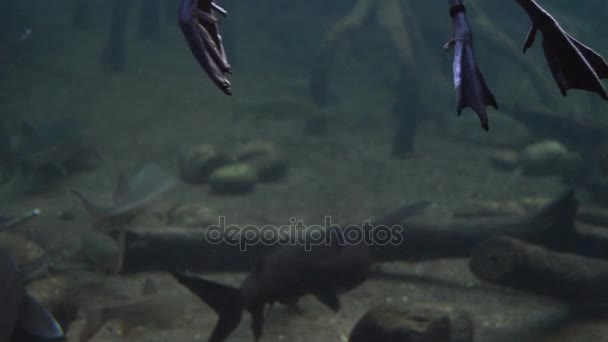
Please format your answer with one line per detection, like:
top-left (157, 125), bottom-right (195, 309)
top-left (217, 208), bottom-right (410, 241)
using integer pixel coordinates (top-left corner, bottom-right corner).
top-left (179, 0), bottom-right (232, 95)
top-left (444, 0), bottom-right (497, 131)
top-left (515, 0), bottom-right (608, 100)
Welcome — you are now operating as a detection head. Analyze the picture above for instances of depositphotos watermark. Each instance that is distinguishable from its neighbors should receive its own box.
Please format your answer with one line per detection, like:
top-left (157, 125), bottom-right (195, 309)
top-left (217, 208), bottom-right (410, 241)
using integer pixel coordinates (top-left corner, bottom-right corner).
top-left (203, 216), bottom-right (405, 251)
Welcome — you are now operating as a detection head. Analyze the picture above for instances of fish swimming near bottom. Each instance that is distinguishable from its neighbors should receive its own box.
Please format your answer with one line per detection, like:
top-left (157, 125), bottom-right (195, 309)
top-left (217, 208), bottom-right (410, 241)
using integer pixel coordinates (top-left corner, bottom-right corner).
top-left (171, 200), bottom-right (433, 342)
top-left (78, 278), bottom-right (190, 342)
top-left (170, 245), bottom-right (363, 342)
top-left (0, 248), bottom-right (64, 342)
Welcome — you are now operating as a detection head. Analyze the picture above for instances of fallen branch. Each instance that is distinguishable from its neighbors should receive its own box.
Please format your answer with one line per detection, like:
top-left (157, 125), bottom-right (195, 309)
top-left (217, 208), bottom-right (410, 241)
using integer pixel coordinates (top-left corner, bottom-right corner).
top-left (114, 190), bottom-right (577, 273)
top-left (470, 236), bottom-right (608, 309)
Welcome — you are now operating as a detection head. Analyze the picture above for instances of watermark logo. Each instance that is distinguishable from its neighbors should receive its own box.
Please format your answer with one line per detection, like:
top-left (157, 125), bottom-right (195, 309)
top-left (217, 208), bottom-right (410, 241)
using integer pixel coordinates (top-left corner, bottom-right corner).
top-left (203, 216), bottom-right (404, 251)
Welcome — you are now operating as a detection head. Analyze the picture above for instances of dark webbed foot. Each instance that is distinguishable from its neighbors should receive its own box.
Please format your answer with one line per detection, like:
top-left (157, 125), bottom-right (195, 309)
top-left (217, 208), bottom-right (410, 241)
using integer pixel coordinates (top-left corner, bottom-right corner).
top-left (516, 0), bottom-right (608, 100)
top-left (445, 1), bottom-right (497, 131)
top-left (179, 0), bottom-right (232, 95)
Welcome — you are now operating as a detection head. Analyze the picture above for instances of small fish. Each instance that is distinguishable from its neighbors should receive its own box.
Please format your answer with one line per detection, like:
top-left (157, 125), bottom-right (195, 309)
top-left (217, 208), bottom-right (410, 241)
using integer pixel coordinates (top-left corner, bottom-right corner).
top-left (73, 164), bottom-right (175, 273)
top-left (78, 278), bottom-right (189, 341)
top-left (72, 163), bottom-right (176, 230)
top-left (515, 0), bottom-right (608, 99)
top-left (0, 208), bottom-right (41, 230)
top-left (0, 248), bottom-right (64, 342)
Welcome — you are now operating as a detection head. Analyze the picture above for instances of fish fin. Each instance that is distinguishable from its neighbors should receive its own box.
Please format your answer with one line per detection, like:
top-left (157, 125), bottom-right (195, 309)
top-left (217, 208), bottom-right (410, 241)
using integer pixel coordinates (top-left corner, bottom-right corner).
top-left (522, 24), bottom-right (538, 53)
top-left (79, 306), bottom-right (105, 342)
top-left (170, 271), bottom-right (243, 342)
top-left (250, 304), bottom-right (265, 341)
top-left (565, 33), bottom-right (608, 79)
top-left (18, 293), bottom-right (64, 339)
top-left (70, 189), bottom-right (107, 228)
top-left (141, 278), bottom-right (157, 296)
top-left (311, 281), bottom-right (340, 312)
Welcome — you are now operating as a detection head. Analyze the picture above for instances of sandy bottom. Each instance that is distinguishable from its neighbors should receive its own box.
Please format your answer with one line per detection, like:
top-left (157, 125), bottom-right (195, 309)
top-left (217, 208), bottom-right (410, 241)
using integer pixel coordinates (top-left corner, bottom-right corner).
top-left (2, 15), bottom-right (603, 342)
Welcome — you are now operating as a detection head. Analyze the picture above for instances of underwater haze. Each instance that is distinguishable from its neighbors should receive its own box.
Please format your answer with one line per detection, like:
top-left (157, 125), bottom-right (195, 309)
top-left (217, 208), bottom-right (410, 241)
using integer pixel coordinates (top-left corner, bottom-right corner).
top-left (2, 1), bottom-right (608, 341)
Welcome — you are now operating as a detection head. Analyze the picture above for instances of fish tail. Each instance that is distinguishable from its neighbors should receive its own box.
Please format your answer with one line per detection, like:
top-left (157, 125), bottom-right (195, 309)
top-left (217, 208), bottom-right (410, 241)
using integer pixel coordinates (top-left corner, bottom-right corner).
top-left (170, 271), bottom-right (244, 342)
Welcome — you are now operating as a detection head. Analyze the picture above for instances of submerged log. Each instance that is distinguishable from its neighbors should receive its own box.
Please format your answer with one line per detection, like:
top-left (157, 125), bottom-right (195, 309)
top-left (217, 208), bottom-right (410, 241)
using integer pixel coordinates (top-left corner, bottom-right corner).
top-left (114, 190), bottom-right (578, 273)
top-left (375, 189), bottom-right (578, 261)
top-left (470, 237), bottom-right (608, 309)
top-left (118, 225), bottom-right (274, 272)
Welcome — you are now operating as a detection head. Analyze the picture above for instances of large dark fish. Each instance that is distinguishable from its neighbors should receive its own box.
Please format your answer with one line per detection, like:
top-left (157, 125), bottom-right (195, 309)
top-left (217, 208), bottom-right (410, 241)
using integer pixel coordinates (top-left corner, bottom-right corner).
top-left (515, 0), bottom-right (608, 99)
top-left (0, 249), bottom-right (64, 342)
top-left (78, 278), bottom-right (189, 342)
top-left (171, 201), bottom-right (433, 342)
top-left (444, 0), bottom-right (497, 131)
top-left (171, 244), bottom-right (369, 342)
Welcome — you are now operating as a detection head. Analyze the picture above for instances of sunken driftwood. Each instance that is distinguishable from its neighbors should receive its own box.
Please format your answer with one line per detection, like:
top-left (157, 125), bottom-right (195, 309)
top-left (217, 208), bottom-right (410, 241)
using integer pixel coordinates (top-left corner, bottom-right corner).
top-left (118, 225), bottom-right (276, 273)
top-left (115, 190), bottom-right (577, 273)
top-left (349, 303), bottom-right (473, 342)
top-left (375, 189), bottom-right (578, 261)
top-left (117, 200), bottom-right (432, 273)
top-left (470, 236), bottom-right (608, 309)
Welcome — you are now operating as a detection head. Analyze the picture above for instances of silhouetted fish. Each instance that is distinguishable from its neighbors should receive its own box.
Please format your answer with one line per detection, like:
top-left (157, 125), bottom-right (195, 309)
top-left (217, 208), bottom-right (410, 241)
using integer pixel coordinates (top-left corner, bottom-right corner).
top-left (0, 208), bottom-right (40, 231)
top-left (171, 201), bottom-right (433, 342)
top-left (171, 245), bottom-right (350, 342)
top-left (72, 163), bottom-right (177, 229)
top-left (0, 248), bottom-right (64, 342)
top-left (78, 278), bottom-right (189, 341)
